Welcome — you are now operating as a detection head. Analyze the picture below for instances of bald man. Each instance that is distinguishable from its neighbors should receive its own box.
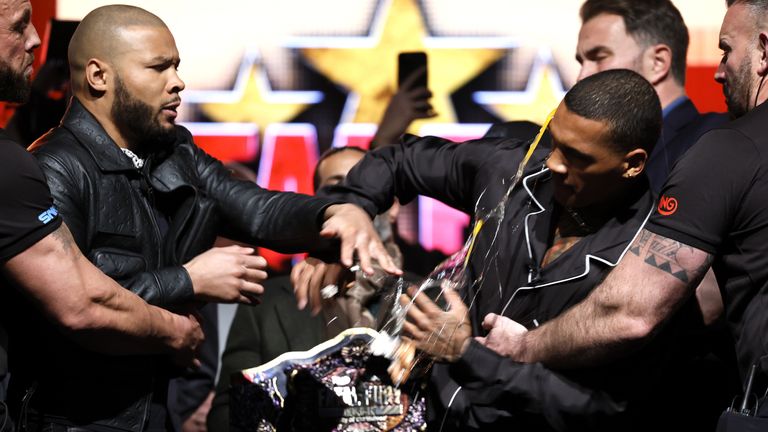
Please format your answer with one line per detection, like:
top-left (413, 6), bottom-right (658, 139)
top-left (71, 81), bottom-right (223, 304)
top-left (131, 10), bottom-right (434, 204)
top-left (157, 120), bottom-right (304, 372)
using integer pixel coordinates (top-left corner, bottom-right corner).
top-left (21, 5), bottom-right (398, 431)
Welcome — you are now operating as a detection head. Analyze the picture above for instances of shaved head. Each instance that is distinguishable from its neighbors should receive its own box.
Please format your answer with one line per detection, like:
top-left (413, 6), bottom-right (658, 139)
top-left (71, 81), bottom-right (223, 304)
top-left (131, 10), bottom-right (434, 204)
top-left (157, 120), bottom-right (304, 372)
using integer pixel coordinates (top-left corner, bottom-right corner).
top-left (68, 5), bottom-right (168, 92)
top-left (66, 4), bottom-right (184, 152)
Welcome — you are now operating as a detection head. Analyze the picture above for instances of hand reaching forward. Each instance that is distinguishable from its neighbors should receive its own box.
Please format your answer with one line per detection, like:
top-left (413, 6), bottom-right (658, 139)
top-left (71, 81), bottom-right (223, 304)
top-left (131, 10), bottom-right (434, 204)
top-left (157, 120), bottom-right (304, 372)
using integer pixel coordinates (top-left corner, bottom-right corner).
top-left (321, 203), bottom-right (402, 277)
top-left (183, 245), bottom-right (267, 304)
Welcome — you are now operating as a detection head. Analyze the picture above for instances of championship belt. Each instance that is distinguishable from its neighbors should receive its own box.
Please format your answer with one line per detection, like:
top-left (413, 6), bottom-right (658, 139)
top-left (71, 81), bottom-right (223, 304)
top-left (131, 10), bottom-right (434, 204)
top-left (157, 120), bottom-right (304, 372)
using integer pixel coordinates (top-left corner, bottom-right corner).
top-left (229, 328), bottom-right (426, 431)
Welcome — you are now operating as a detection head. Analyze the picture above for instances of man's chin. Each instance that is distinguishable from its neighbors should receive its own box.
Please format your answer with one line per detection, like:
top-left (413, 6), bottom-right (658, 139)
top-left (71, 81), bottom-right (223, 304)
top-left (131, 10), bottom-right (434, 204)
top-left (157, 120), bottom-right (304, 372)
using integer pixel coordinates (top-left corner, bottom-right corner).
top-left (161, 121), bottom-right (176, 131)
top-left (552, 187), bottom-right (575, 208)
top-left (0, 79), bottom-right (31, 103)
top-left (554, 195), bottom-right (574, 209)
top-left (725, 100), bottom-right (746, 119)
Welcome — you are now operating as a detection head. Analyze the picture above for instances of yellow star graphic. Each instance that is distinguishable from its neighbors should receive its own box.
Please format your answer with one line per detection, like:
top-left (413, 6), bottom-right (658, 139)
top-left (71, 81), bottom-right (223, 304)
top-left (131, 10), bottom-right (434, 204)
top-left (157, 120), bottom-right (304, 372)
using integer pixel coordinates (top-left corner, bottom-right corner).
top-left (199, 61), bottom-right (314, 131)
top-left (298, 0), bottom-right (507, 130)
top-left (475, 60), bottom-right (567, 125)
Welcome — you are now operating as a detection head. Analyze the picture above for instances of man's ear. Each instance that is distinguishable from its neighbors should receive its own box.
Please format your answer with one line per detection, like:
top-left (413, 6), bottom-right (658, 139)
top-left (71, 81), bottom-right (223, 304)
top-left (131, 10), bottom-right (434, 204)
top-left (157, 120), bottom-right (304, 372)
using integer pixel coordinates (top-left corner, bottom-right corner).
top-left (622, 148), bottom-right (648, 179)
top-left (645, 43), bottom-right (672, 86)
top-left (85, 58), bottom-right (109, 93)
top-left (757, 32), bottom-right (768, 77)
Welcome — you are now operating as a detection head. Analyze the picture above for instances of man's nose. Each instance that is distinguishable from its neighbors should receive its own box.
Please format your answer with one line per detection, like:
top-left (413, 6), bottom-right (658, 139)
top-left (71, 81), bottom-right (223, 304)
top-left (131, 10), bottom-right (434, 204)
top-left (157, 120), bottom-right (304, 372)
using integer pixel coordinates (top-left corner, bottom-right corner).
top-left (546, 151), bottom-right (566, 174)
top-left (714, 61), bottom-right (726, 84)
top-left (576, 63), bottom-right (596, 82)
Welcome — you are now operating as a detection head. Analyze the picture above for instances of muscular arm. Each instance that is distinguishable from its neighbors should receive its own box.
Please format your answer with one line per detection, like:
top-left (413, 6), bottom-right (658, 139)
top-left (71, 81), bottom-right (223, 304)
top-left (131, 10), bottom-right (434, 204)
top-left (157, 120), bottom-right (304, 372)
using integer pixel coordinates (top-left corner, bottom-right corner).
top-left (2, 223), bottom-right (202, 357)
top-left (512, 229), bottom-right (713, 368)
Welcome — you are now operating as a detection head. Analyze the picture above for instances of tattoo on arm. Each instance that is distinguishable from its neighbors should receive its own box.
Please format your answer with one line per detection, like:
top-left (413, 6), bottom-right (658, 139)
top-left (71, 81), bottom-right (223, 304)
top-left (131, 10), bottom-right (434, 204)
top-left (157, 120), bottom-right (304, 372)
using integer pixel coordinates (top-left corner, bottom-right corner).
top-left (630, 230), bottom-right (713, 283)
top-left (50, 224), bottom-right (77, 255)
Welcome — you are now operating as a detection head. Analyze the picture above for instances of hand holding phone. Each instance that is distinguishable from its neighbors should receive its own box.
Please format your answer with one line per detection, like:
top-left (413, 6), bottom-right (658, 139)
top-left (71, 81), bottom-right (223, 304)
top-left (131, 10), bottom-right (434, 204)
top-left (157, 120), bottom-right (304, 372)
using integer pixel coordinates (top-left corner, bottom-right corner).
top-left (372, 51), bottom-right (434, 148)
top-left (398, 52), bottom-right (428, 89)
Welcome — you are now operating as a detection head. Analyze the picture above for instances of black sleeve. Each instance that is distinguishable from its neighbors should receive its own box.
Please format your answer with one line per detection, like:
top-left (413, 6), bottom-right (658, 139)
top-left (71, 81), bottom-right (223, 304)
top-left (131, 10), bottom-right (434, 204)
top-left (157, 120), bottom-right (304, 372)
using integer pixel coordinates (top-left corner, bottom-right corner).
top-left (0, 140), bottom-right (62, 262)
top-left (482, 120), bottom-right (542, 140)
top-left (187, 133), bottom-right (338, 253)
top-left (437, 340), bottom-right (625, 431)
top-left (646, 129), bottom-right (756, 253)
top-left (320, 134), bottom-right (515, 217)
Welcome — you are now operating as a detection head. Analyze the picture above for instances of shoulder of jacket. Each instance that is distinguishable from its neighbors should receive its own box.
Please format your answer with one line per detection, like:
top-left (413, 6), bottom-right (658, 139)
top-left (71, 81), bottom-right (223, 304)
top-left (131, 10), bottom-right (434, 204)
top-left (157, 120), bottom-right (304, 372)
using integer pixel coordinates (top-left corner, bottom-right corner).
top-left (29, 127), bottom-right (91, 171)
top-left (29, 126), bottom-right (81, 155)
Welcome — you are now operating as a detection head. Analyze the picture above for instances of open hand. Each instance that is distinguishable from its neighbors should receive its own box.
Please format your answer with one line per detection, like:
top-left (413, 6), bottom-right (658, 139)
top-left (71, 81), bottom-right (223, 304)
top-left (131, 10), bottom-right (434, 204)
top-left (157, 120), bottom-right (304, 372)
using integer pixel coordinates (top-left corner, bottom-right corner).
top-left (321, 204), bottom-right (402, 277)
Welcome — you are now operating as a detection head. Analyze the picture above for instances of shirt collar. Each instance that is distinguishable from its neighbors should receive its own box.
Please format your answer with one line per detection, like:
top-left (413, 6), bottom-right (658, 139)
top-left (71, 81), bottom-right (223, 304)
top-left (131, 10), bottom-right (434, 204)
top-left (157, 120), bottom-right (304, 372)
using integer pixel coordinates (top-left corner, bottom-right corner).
top-left (662, 96), bottom-right (688, 118)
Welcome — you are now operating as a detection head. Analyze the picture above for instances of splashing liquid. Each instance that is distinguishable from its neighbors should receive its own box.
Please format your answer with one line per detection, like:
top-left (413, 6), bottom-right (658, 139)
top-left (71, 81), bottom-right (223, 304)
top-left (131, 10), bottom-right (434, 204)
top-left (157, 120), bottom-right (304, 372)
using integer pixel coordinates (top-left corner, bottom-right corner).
top-left (371, 108), bottom-right (558, 387)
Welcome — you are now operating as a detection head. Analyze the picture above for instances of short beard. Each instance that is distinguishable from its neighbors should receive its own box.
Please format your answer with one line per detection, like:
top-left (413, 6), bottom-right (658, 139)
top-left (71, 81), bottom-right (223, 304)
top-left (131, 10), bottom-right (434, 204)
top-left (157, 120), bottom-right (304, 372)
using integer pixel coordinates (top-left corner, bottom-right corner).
top-left (0, 60), bottom-right (31, 103)
top-left (111, 74), bottom-right (176, 156)
top-left (724, 55), bottom-right (753, 119)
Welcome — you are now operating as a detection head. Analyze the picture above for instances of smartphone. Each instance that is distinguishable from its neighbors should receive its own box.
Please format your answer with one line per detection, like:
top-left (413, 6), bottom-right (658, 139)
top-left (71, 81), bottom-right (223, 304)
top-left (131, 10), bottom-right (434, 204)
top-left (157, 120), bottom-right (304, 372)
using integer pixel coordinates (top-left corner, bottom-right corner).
top-left (398, 51), bottom-right (428, 89)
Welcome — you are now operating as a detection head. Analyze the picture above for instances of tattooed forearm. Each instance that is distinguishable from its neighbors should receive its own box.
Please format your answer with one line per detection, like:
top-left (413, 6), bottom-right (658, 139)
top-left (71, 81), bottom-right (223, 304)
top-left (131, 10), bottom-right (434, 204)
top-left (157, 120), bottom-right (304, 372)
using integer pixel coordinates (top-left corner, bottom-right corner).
top-left (649, 236), bottom-right (684, 261)
top-left (630, 229), bottom-right (713, 283)
top-left (50, 223), bottom-right (77, 254)
top-left (636, 229), bottom-right (653, 248)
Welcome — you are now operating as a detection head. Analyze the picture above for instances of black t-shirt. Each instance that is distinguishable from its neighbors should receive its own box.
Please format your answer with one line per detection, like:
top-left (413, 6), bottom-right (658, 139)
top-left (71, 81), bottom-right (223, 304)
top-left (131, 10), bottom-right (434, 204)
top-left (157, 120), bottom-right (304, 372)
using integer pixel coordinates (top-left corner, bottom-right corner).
top-left (0, 130), bottom-right (61, 262)
top-left (0, 130), bottom-right (61, 379)
top-left (646, 104), bottom-right (768, 385)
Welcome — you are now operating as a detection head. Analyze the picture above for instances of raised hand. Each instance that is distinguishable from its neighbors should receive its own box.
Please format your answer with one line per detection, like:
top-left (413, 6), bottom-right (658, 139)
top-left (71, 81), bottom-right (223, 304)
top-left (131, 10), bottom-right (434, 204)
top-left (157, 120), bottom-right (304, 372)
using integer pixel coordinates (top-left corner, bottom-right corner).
top-left (372, 66), bottom-right (436, 149)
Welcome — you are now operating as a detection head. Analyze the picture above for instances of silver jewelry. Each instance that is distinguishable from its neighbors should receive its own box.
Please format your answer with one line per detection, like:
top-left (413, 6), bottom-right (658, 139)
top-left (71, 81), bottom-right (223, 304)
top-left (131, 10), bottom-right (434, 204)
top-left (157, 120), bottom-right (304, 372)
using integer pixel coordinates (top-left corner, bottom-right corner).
top-left (320, 284), bottom-right (339, 299)
top-left (121, 148), bottom-right (145, 169)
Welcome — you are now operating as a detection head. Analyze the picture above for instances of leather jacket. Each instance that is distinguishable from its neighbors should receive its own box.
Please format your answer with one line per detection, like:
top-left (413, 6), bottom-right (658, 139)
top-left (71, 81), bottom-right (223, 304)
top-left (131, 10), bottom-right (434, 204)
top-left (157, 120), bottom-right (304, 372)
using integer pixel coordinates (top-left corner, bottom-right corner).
top-left (9, 98), bottom-right (334, 431)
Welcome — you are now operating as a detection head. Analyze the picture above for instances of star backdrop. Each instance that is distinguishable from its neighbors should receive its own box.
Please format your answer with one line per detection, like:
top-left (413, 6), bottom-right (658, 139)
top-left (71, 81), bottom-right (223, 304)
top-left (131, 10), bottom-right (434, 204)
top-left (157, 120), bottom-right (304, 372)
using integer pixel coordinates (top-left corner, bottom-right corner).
top-left (42, 0), bottom-right (729, 264)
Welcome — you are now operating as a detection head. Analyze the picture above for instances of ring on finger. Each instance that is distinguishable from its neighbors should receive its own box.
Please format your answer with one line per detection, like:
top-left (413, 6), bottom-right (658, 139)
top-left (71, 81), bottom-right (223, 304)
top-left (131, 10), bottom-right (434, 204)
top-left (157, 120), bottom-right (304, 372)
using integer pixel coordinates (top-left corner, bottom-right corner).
top-left (321, 284), bottom-right (339, 299)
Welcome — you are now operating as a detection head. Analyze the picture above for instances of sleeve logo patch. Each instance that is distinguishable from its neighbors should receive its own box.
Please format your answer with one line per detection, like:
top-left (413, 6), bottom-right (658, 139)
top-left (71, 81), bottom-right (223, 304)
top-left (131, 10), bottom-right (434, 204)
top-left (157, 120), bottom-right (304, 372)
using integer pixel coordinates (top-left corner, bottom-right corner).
top-left (657, 196), bottom-right (678, 216)
top-left (38, 206), bottom-right (59, 224)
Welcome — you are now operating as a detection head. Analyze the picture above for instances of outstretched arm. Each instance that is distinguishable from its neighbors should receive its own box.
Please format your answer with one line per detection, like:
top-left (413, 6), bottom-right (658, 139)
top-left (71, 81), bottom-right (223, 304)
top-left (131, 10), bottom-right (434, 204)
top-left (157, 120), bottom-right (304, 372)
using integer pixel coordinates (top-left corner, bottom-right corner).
top-left (504, 229), bottom-right (712, 368)
top-left (3, 223), bottom-right (203, 362)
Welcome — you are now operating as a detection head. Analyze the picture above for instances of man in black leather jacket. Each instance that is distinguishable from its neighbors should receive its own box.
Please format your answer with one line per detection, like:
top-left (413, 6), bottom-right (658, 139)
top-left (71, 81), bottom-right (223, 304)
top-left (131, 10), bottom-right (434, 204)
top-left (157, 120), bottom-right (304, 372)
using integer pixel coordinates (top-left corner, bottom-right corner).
top-left (16, 5), bottom-right (397, 432)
